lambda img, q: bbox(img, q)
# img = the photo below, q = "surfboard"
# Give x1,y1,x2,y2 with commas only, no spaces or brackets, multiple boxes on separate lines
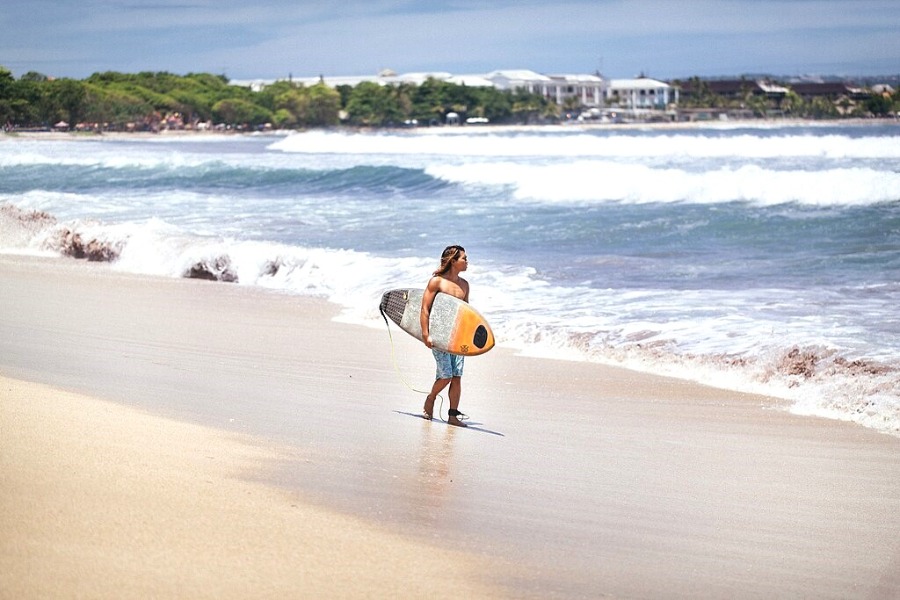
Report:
379,288,495,356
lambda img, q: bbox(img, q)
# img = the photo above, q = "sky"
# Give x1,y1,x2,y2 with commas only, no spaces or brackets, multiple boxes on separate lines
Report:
3,0,899,81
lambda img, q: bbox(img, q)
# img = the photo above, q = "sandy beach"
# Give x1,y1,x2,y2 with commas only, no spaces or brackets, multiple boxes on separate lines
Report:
2,253,900,599
0,376,499,599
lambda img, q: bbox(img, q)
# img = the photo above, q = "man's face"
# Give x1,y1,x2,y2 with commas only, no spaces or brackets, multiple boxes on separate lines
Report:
456,251,468,271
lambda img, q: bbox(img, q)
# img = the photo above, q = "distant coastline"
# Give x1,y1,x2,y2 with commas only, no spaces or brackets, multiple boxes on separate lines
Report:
3,116,897,141
3,68,896,136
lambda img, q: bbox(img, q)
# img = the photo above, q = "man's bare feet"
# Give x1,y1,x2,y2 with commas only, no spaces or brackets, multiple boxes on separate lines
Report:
423,395,435,420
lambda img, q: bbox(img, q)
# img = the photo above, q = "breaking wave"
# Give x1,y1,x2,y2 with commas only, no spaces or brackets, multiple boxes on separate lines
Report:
269,128,900,160
2,202,898,437
426,161,900,206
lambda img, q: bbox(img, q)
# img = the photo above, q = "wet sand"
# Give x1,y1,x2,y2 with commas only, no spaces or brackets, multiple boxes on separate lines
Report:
1,253,899,598
0,376,502,599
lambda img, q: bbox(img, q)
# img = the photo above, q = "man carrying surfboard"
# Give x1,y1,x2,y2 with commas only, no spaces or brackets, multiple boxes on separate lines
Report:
421,245,469,427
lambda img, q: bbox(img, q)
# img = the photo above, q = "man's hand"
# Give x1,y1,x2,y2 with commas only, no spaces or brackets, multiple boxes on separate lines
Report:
423,335,434,349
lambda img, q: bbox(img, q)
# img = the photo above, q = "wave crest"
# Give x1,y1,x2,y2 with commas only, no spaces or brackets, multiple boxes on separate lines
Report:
269,129,900,159
427,162,900,206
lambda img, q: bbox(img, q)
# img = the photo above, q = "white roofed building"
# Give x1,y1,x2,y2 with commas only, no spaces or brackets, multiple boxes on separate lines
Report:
445,74,495,88
606,77,677,110
484,70,604,107
229,79,274,92
239,71,497,90
233,69,619,110
483,69,552,94
387,72,453,86
546,74,604,107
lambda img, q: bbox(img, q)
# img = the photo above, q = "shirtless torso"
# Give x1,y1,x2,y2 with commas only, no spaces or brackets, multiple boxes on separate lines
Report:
420,251,468,348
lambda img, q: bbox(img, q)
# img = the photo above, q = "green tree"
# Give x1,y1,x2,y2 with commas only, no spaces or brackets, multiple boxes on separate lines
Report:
780,90,801,116
412,77,449,124
80,83,152,128
865,93,894,117
274,87,307,120
510,88,552,123
809,96,839,118
678,76,722,109
0,67,14,125
335,84,353,110
0,67,14,94
271,108,296,128
304,83,341,126
20,71,49,82
45,78,87,127
346,81,403,126
273,84,336,126
212,98,272,127
9,76,44,125
477,89,512,122
745,92,769,117
256,79,300,112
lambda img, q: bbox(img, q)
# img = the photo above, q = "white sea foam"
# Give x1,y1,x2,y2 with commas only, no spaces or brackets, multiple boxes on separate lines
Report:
0,138,302,172
3,207,898,436
270,129,900,160
426,161,900,206
3,125,898,437
0,143,197,170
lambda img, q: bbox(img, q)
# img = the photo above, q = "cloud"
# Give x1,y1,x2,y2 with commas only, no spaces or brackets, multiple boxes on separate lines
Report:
2,0,898,78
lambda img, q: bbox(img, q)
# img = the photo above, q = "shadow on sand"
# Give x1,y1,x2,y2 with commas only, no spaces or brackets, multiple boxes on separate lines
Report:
394,410,505,437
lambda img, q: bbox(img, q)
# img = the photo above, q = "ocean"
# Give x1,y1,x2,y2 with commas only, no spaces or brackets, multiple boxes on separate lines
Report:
2,123,899,435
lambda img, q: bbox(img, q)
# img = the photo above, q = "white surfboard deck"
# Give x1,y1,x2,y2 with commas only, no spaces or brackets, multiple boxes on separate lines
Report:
379,288,494,356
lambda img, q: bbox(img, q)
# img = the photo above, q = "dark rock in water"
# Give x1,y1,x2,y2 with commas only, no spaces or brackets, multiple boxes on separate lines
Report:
2,205,123,261
184,256,238,282
55,228,123,262
832,356,893,376
780,347,819,379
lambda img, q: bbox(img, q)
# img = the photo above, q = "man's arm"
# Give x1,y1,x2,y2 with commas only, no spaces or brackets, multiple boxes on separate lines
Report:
420,277,439,348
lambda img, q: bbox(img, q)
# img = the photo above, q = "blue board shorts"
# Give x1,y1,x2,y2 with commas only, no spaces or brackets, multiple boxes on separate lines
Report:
433,349,464,380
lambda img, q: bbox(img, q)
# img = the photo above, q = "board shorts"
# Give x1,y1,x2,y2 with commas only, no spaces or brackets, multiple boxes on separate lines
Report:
432,348,464,380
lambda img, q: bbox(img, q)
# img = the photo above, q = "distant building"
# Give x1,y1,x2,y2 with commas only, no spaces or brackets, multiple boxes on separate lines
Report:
605,77,677,109
481,69,552,93
546,74,604,107
234,71,496,91
232,68,609,109
789,82,868,101
230,79,272,93
678,78,789,102
445,74,495,88
482,70,605,107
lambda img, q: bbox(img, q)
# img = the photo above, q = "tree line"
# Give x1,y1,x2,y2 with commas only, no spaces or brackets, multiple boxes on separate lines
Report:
0,67,558,131
2,66,896,132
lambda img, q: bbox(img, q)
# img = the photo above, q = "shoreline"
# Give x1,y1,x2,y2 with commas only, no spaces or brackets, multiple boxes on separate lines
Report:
2,253,900,598
2,116,897,142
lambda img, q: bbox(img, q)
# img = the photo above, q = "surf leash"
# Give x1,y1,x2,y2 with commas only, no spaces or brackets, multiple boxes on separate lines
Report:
379,304,450,422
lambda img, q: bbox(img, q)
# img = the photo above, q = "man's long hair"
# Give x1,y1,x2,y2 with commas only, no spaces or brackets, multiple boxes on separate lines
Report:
434,245,465,276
